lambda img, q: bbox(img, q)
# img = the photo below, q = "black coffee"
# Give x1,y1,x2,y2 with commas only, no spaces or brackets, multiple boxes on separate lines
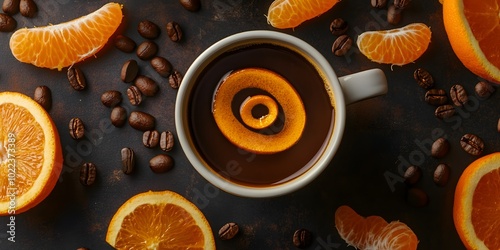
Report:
188,43,335,187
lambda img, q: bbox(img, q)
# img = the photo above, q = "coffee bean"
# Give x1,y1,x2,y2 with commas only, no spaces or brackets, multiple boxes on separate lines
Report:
387,5,402,25
435,105,455,119
218,222,239,240
332,35,352,56
101,90,122,108
33,85,52,111
414,68,434,89
370,0,387,8
19,0,37,18
134,75,159,96
69,117,85,140
403,165,421,185
121,59,139,83
406,188,428,207
67,67,87,91
143,130,160,148
137,20,160,39
166,21,183,42
121,147,135,175
394,0,411,9
450,84,468,106
498,118,500,133
114,35,136,53
179,0,200,12
2,0,20,15
169,70,183,89
76,247,89,250
80,162,96,186
292,229,312,249
0,13,16,32
460,133,484,156
110,106,127,127
160,131,174,152
129,111,155,131
433,163,450,187
150,56,172,78
329,18,348,36
431,137,450,158
425,89,447,106
149,154,174,173
475,81,495,99
136,41,158,60
127,86,142,106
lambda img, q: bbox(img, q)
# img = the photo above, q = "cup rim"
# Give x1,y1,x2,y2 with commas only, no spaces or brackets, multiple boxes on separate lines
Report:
175,30,346,198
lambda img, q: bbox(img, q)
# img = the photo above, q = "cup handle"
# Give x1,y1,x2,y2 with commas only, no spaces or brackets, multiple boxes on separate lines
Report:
338,68,388,105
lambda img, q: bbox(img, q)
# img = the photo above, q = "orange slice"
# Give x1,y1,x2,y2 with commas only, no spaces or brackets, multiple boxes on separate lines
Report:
335,205,419,250
0,92,63,215
453,152,500,249
9,2,123,71
266,0,341,29
357,23,432,66
443,0,500,84
106,190,215,250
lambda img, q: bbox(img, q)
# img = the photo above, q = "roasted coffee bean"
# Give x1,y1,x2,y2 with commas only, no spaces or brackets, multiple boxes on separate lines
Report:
127,86,142,106
0,13,16,32
114,35,136,53
329,18,348,36
149,154,174,173
76,247,89,250
67,67,87,91
33,85,52,111
129,111,156,131
80,162,96,186
425,89,447,106
394,0,411,9
435,105,455,119
332,35,352,56
219,222,239,240
475,81,495,99
414,68,434,89
134,75,159,96
136,41,158,60
450,84,468,106
150,56,172,78
179,0,200,12
143,130,160,148
101,90,122,108
121,147,135,175
160,131,174,152
292,229,312,249
370,0,387,8
166,21,183,42
387,5,402,25
2,0,20,15
137,20,160,39
403,165,421,185
406,188,428,207
110,106,127,127
431,137,450,158
69,117,85,140
169,70,183,89
20,0,37,18
434,163,450,187
121,59,139,83
460,133,484,156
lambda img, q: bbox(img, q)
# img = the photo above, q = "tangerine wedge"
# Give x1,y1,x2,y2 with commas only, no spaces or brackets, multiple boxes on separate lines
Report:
267,0,341,29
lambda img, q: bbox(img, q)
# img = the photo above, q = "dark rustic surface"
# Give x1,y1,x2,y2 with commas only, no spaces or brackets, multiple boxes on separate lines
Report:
1,0,498,249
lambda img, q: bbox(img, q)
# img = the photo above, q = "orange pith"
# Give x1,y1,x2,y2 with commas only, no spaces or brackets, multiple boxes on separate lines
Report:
453,152,500,249
267,0,341,29
9,2,123,71
0,92,63,215
357,23,432,66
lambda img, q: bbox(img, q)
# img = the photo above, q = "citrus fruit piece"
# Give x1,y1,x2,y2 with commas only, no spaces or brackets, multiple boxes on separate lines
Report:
357,23,432,66
106,190,216,250
9,2,123,71
453,152,500,249
266,0,341,29
443,0,500,84
335,205,419,250
0,91,63,215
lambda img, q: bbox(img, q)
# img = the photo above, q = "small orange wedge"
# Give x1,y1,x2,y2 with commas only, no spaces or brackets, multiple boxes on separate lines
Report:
267,0,341,29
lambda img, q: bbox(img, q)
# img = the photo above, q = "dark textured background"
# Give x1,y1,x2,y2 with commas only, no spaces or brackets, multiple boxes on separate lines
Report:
1,0,499,249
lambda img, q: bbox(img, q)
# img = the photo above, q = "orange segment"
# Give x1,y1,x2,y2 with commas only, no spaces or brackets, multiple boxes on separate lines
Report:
453,152,500,249
0,92,63,215
9,2,123,71
267,0,341,29
357,23,432,66
106,190,215,250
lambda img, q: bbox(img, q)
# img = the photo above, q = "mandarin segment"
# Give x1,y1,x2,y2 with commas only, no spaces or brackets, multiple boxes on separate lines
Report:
267,0,341,29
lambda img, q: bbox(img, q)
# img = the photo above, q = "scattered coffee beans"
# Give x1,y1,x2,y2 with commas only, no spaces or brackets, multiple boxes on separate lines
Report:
150,56,172,78
20,0,37,18
127,86,142,106
387,5,402,25
450,84,468,106
149,154,174,173
129,111,156,131
169,70,183,89
460,133,484,156
431,137,450,158
218,222,239,240
137,20,160,39
33,85,52,111
136,41,158,60
433,163,450,187
329,18,348,36
80,162,97,186
166,21,182,42
143,130,160,148
101,90,122,108
160,131,174,152
134,75,159,96
475,81,495,99
69,117,85,140
2,0,20,15
424,89,447,106
110,106,127,127
370,0,387,8
403,165,421,185
332,35,353,56
292,228,312,249
67,67,87,91
121,59,139,83
179,0,200,12
0,13,16,32
435,105,455,119
114,35,136,53
394,0,411,9
414,68,434,89
121,147,135,175
406,188,428,207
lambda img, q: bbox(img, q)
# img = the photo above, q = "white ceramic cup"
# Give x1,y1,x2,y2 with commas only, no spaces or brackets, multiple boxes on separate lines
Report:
175,30,387,198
